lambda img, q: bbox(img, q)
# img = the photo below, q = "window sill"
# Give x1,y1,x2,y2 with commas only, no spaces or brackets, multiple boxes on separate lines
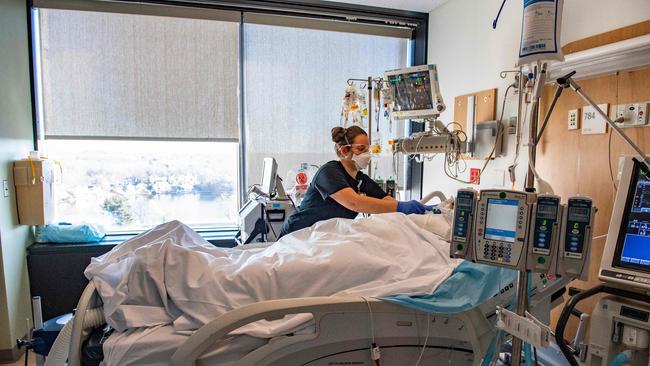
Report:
27,228,240,254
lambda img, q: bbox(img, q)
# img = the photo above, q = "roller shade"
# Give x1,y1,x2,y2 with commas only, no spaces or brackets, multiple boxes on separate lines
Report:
36,6,240,141
32,0,241,22
244,12,413,39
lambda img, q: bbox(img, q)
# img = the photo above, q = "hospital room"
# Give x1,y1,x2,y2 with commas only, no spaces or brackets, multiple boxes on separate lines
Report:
2,0,650,365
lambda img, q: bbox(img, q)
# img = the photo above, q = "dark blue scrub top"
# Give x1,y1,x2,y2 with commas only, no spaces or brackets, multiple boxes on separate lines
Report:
280,160,387,237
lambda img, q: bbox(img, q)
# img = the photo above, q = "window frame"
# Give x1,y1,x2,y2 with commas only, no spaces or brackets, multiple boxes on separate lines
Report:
27,0,429,235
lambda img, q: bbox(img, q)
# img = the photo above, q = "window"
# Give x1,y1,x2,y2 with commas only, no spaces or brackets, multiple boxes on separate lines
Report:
46,140,238,232
34,7,240,232
243,21,410,190
32,1,423,233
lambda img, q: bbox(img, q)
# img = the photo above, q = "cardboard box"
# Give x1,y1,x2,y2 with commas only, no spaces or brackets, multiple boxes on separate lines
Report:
13,158,55,225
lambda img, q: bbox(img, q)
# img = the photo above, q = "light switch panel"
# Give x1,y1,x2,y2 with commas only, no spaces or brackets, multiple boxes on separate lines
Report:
2,180,8,198
568,109,579,130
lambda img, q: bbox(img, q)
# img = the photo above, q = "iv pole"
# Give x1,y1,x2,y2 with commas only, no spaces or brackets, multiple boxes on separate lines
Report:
538,70,650,168
346,76,384,177
511,69,650,366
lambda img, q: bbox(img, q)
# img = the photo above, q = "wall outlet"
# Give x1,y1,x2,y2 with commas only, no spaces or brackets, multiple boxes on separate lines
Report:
508,116,517,135
568,109,579,130
614,102,649,128
470,168,481,184
2,180,8,198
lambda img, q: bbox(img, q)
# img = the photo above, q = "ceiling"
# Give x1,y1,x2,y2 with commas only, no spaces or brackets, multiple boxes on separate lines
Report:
324,0,450,13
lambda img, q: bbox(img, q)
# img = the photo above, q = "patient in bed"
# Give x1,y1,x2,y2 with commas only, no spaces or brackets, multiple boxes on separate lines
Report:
85,205,460,339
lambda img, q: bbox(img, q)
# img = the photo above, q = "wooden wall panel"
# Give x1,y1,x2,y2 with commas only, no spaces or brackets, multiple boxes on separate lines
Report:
562,20,650,55
453,94,469,132
474,88,497,123
454,88,498,161
537,68,650,336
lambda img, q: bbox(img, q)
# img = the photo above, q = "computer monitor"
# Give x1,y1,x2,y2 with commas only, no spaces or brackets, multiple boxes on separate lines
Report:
261,157,278,197
600,156,650,290
384,64,445,120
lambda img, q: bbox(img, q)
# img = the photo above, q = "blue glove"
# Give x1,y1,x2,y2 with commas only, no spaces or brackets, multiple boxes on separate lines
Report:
396,200,434,215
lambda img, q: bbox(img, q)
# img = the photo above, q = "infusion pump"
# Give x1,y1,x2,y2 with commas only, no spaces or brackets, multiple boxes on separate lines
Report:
451,189,596,277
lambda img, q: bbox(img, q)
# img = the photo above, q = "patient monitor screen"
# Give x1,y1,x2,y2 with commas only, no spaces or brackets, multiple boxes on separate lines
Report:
615,162,650,273
388,71,434,112
261,159,276,195
485,198,519,243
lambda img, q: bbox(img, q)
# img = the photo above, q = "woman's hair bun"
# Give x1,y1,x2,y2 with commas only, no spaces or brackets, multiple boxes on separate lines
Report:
331,126,346,144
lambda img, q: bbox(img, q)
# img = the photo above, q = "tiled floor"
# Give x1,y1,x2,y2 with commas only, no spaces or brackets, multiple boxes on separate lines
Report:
4,351,35,366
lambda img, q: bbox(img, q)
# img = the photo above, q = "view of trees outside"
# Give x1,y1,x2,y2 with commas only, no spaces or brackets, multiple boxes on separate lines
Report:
45,140,239,232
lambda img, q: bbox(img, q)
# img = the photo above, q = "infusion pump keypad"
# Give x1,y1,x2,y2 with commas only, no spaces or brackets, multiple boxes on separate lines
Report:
475,192,530,269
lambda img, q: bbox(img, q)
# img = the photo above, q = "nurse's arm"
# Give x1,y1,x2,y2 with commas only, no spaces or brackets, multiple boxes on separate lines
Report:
330,188,398,214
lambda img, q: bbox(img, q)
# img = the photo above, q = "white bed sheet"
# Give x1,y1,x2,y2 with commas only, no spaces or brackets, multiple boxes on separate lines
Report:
87,212,459,338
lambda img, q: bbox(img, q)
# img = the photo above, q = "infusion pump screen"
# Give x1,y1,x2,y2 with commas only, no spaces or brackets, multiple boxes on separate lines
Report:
618,164,650,273
387,71,433,112
485,199,519,243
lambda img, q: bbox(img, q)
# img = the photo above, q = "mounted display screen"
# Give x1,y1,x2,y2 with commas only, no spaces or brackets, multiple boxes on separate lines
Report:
614,161,650,273
484,198,519,243
387,70,434,112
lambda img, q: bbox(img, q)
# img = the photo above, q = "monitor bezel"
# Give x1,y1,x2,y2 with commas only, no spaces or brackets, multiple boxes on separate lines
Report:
261,157,278,196
599,156,650,290
384,64,437,120
611,159,650,274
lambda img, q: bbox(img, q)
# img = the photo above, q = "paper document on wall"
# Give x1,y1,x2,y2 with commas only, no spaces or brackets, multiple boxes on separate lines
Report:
582,104,609,135
517,0,564,66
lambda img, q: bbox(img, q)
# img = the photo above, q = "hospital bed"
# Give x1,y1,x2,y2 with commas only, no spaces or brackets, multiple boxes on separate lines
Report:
58,193,568,366
65,259,567,366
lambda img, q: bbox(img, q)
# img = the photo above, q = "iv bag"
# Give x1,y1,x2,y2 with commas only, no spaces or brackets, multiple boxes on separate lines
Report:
516,0,564,66
286,163,319,205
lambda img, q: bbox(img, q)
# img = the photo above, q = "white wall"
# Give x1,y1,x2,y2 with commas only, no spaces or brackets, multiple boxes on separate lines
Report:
423,0,650,197
0,0,35,351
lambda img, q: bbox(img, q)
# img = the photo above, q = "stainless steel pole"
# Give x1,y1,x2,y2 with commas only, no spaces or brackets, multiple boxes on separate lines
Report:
367,76,373,177
569,79,650,168
513,64,545,366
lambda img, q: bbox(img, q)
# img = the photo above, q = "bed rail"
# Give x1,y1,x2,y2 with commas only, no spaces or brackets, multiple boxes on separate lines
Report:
170,296,493,366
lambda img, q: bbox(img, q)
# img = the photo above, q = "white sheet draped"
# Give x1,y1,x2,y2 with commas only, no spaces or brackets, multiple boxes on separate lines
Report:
86,212,459,338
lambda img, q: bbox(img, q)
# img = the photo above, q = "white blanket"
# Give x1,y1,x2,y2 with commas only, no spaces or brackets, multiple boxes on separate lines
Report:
86,212,459,338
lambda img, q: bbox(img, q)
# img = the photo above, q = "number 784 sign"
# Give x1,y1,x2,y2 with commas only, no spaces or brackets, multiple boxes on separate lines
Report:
581,104,609,135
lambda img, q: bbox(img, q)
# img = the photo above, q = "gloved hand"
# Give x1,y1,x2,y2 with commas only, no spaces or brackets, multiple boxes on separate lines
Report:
396,200,434,215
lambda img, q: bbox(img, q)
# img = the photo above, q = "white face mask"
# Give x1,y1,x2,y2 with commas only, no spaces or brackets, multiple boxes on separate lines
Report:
351,151,371,170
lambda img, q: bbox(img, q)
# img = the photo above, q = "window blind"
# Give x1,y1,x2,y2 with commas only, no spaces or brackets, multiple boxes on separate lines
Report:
36,5,240,141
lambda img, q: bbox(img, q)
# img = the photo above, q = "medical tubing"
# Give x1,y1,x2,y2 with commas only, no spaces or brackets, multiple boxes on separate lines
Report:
44,308,104,366
443,84,513,184
609,350,633,366
555,285,650,366
414,312,430,366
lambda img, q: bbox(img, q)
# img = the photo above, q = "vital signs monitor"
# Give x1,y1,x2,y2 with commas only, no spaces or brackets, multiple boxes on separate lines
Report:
600,156,650,290
384,64,446,120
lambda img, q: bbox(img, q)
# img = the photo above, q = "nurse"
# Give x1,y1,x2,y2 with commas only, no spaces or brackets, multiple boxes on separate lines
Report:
279,126,433,237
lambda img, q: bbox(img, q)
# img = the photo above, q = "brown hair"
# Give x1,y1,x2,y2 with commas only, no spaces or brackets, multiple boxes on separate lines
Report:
331,126,367,157
331,126,367,146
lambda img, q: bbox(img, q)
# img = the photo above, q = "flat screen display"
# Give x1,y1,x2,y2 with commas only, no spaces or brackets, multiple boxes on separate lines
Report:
457,197,473,208
615,161,650,273
485,198,519,243
388,71,434,112
537,204,557,219
261,159,276,195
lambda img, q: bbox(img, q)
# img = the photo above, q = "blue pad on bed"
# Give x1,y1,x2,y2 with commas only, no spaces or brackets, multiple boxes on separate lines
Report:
381,261,517,313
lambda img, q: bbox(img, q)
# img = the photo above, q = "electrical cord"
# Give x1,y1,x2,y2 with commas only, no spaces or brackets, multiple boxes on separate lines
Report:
608,117,618,195
444,84,514,184
264,209,278,239
414,312,431,366
508,97,529,186
555,285,650,366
